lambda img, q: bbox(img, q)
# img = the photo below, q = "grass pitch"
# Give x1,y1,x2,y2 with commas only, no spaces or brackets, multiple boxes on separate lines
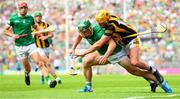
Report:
0,74,180,99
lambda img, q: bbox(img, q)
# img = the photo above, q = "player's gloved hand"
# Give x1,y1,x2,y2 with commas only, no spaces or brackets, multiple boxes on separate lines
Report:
96,56,108,64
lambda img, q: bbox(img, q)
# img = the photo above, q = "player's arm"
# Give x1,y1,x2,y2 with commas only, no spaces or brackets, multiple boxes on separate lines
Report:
3,25,23,40
70,34,83,55
3,25,14,37
39,32,53,40
104,39,116,58
82,35,111,55
97,38,116,64
4,17,14,37
81,25,114,56
45,24,54,39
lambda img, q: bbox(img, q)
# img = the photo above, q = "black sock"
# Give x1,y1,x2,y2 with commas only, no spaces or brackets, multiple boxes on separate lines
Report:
148,66,156,73
148,66,152,72
148,66,164,84
143,77,155,84
153,70,164,84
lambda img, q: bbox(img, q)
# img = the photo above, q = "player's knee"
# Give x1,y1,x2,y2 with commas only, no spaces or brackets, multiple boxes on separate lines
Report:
37,61,45,68
83,59,91,68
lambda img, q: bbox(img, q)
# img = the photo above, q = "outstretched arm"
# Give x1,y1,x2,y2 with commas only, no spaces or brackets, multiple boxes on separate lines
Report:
70,34,83,55
103,39,116,58
81,35,111,56
3,25,25,40
39,32,53,40
4,25,14,37
97,39,116,64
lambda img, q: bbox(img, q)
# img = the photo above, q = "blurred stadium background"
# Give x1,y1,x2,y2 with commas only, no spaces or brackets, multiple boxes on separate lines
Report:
0,0,179,75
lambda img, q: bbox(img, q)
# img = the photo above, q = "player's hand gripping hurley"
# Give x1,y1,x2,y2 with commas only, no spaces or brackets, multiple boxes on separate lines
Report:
32,25,56,35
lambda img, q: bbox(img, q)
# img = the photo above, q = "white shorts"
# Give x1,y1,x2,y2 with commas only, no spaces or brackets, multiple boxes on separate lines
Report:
15,43,38,60
108,48,127,64
108,37,141,64
37,47,51,57
124,37,141,51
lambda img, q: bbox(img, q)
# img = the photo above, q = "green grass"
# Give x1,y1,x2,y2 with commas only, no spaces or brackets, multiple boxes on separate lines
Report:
0,74,180,99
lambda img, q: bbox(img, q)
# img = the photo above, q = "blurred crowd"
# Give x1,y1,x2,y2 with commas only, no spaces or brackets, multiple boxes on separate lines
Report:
0,0,179,73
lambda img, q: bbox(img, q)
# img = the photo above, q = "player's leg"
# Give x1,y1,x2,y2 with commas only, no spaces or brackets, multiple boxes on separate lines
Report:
34,64,45,84
42,54,61,84
19,58,31,86
129,48,172,93
108,47,158,92
29,44,57,88
129,40,160,78
129,47,151,70
129,46,162,84
119,56,157,81
128,38,153,70
40,75,45,84
39,48,62,84
118,56,159,92
80,51,108,92
129,46,172,93
15,45,31,86
128,38,172,93
31,51,57,88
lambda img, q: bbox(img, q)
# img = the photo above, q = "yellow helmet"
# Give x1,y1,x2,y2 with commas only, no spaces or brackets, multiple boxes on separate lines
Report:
95,9,110,23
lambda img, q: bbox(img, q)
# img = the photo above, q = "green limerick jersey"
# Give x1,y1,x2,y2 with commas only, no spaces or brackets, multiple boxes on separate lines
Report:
8,13,35,46
86,24,122,56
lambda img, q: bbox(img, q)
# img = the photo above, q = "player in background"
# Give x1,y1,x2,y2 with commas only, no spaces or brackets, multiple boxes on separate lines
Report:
32,11,62,84
3,2,57,88
71,19,161,92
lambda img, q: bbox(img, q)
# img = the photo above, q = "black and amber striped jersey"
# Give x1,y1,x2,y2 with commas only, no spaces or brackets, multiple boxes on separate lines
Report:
104,15,137,45
33,22,50,48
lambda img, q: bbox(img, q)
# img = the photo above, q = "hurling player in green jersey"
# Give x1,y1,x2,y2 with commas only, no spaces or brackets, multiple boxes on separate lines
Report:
70,19,159,92
3,2,57,88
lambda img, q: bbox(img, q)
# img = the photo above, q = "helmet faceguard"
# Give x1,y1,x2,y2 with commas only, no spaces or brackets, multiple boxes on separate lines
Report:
78,19,93,38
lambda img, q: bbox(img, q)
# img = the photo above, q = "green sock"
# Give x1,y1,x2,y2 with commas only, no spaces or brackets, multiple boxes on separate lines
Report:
45,75,51,82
